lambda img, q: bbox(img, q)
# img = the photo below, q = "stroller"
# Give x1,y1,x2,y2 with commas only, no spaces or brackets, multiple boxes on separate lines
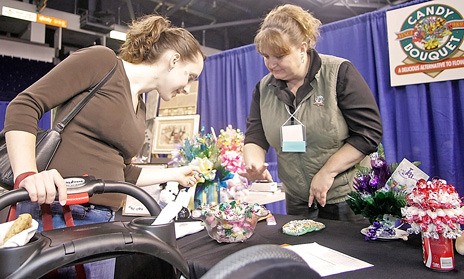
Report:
0,176,189,279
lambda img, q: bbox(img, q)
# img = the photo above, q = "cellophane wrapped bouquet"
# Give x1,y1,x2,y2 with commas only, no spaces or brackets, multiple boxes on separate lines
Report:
170,125,248,206
401,178,464,239
347,144,408,240
216,125,249,201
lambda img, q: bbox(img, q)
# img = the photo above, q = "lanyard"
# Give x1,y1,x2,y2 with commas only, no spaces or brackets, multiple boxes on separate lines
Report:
281,104,306,152
284,104,304,126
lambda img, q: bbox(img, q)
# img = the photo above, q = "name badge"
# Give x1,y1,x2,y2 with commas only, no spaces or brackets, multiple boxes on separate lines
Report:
281,124,306,153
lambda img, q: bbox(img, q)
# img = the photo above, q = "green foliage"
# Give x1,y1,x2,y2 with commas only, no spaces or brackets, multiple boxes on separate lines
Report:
348,143,420,224
346,190,407,223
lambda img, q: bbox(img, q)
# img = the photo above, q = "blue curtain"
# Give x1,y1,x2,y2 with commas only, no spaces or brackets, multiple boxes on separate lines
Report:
197,0,464,195
197,45,280,178
0,102,51,130
198,45,268,132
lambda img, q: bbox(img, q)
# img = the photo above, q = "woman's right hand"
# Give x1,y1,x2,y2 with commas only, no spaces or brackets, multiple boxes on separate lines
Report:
19,169,67,205
238,163,273,182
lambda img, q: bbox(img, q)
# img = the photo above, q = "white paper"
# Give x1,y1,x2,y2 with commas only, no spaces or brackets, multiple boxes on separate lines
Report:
285,243,373,277
281,125,304,141
175,221,204,239
123,164,167,216
250,181,278,192
0,219,38,248
386,158,429,193
152,190,192,225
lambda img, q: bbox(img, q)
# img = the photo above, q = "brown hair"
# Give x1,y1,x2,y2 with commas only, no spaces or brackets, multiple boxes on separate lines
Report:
119,15,205,64
255,4,321,56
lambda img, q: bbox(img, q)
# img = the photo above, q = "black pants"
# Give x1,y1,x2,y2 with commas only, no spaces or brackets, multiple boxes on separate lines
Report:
286,194,365,222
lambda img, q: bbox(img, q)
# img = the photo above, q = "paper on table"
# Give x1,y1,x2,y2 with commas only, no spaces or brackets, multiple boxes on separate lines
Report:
285,243,373,277
175,221,204,239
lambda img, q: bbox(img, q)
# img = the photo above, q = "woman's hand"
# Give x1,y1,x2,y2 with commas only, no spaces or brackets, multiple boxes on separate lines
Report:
19,169,67,205
308,144,365,207
238,163,273,182
308,170,334,207
171,165,202,187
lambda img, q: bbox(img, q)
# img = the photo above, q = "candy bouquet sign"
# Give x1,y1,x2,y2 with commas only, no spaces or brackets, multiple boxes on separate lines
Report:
402,178,464,271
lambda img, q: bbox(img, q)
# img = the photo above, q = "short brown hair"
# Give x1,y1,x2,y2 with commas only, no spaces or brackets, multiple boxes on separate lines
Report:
255,4,321,56
119,15,205,64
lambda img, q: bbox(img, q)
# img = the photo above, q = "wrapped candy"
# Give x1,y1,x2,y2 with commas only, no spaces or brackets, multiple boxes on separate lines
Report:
192,201,269,243
402,178,464,239
347,144,409,230
352,147,391,195
217,126,246,174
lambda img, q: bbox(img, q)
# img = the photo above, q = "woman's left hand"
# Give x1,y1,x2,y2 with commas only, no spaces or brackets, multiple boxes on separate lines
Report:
308,170,334,207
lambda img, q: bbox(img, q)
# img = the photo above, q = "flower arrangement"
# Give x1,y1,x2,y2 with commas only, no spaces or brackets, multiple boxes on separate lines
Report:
170,125,247,207
401,178,464,239
346,144,409,240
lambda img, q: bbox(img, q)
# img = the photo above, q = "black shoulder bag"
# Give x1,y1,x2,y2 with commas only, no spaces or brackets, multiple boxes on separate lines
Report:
0,63,117,190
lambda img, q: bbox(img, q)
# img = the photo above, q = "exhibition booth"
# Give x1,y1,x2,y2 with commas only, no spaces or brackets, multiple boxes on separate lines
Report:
1,0,464,278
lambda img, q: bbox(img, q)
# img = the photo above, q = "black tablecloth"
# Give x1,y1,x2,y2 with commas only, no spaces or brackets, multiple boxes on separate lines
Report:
177,214,464,279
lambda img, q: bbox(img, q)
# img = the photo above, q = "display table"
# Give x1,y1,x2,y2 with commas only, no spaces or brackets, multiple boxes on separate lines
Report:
177,214,464,279
242,190,285,205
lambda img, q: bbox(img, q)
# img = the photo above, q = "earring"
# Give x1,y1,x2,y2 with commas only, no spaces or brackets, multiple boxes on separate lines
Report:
169,61,176,72
301,53,305,64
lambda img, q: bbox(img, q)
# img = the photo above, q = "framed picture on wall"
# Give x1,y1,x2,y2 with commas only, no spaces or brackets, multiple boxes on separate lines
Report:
152,114,200,154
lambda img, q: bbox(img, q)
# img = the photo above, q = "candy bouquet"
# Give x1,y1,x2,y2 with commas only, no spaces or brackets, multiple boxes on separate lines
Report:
216,125,249,201
401,178,464,270
170,125,247,208
347,144,409,240
216,125,246,174
401,178,464,239
192,200,268,243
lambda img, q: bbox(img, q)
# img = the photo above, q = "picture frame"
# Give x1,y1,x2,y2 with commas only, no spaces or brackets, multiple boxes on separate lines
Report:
152,114,200,154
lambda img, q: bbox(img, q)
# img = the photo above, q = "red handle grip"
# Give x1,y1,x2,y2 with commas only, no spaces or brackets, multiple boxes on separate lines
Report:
65,193,90,205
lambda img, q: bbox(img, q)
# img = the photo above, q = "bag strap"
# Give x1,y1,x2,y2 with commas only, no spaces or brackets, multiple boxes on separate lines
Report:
54,61,118,133
41,204,86,279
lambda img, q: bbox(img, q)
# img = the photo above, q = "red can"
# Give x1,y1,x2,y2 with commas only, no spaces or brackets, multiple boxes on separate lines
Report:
422,234,455,271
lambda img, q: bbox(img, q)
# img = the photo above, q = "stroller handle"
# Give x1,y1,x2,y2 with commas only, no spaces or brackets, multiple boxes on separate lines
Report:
0,177,161,215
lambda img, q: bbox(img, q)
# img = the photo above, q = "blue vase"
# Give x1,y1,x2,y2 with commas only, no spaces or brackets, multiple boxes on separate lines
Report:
194,180,220,209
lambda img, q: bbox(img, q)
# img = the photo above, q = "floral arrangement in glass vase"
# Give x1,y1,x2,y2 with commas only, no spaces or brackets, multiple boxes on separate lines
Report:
346,144,410,240
170,125,247,208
